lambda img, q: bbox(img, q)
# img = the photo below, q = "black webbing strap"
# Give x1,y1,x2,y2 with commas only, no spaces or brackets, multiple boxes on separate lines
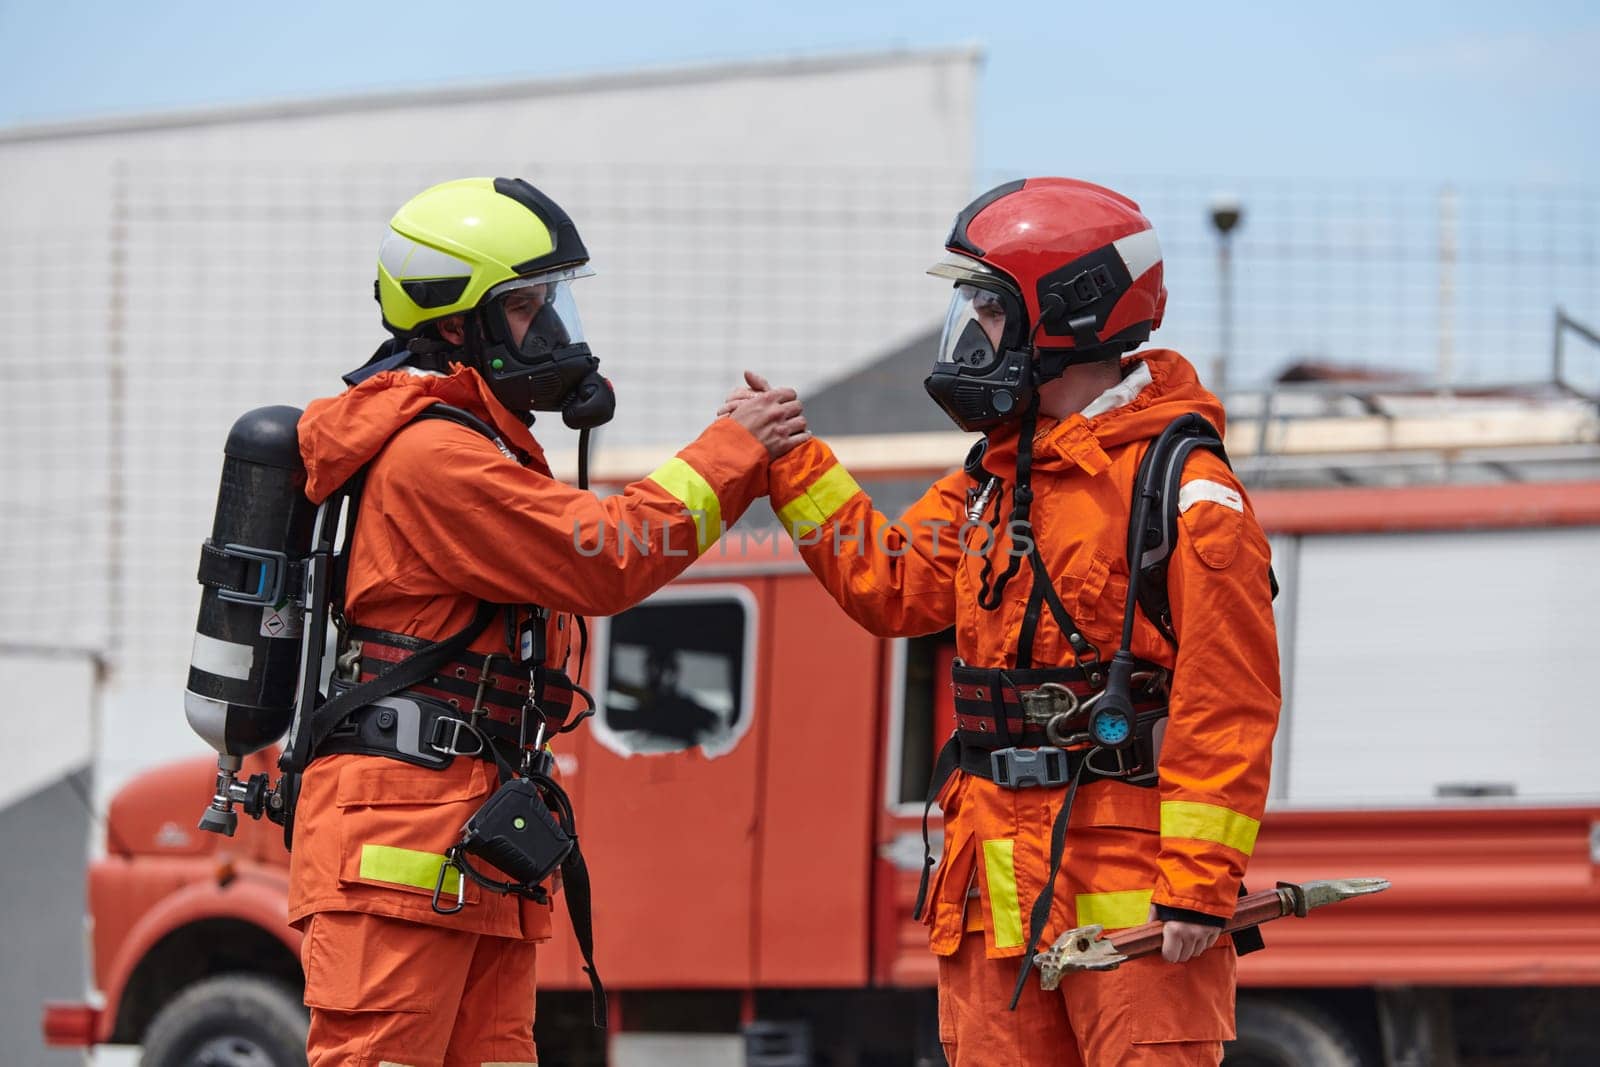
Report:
468,741,608,1029
560,839,608,1027
1233,883,1266,955
1014,572,1048,672
1009,755,1088,1009
196,541,306,603
912,735,963,922
976,403,1037,611
1019,542,1101,675
289,600,501,771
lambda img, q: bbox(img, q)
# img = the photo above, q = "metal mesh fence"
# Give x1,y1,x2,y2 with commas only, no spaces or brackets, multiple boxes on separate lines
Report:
1,162,1596,683
1020,172,1600,395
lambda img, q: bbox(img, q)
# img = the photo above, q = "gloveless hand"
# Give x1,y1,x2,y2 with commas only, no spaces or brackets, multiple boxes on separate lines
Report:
719,370,810,459
1149,905,1222,963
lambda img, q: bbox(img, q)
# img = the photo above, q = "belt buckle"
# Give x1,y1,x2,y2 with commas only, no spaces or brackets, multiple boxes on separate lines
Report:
1020,682,1079,726
428,715,485,758
1022,682,1090,747
989,746,1071,790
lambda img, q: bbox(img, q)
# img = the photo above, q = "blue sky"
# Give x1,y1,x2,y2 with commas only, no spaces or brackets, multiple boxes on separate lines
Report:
1,0,1594,184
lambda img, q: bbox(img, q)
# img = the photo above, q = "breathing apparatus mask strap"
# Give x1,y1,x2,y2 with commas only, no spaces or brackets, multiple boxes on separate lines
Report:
975,398,1036,612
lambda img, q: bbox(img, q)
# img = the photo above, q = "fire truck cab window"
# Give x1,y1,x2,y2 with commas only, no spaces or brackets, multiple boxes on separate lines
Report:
601,594,749,757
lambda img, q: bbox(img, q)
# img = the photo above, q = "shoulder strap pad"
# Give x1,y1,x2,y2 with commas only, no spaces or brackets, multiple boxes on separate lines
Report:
1127,414,1230,643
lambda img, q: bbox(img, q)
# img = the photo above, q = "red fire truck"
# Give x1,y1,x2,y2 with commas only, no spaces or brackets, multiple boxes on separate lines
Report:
44,460,1600,1066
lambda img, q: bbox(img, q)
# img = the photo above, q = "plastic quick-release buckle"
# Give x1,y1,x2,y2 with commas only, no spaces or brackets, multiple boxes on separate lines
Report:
989,746,1071,790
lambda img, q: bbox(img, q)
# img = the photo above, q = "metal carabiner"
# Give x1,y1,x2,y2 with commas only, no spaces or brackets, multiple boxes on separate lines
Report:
520,715,550,778
1084,744,1131,779
432,851,467,915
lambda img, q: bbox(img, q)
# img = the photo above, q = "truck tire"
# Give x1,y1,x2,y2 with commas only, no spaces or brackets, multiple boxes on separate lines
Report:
140,973,308,1067
1224,996,1368,1067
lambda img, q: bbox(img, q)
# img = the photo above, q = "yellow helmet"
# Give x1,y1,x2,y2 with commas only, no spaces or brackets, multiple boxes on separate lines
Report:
373,178,612,427
376,176,589,334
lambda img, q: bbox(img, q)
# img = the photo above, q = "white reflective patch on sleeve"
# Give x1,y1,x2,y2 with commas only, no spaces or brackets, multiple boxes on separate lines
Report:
1178,479,1243,515
1113,227,1162,281
191,632,254,681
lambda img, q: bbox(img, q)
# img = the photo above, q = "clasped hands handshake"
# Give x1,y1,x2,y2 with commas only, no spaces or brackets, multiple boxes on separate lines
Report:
718,370,811,459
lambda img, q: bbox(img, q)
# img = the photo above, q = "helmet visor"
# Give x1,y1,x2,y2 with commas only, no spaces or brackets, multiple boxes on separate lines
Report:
488,265,594,360
936,284,1010,369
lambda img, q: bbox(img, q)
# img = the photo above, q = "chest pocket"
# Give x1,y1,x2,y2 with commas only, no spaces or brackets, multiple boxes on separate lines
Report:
1060,549,1130,649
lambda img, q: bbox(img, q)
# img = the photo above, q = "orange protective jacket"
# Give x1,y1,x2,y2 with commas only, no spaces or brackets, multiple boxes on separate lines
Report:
286,365,770,937
768,350,1280,959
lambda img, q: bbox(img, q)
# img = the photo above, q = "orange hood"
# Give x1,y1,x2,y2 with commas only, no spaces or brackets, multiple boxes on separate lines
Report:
981,349,1225,478
298,365,549,504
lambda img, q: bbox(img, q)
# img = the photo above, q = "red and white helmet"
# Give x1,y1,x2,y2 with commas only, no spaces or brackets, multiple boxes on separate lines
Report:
930,177,1166,370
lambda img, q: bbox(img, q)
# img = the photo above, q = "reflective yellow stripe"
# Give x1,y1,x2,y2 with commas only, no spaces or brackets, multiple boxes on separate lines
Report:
1161,800,1260,855
777,463,862,539
647,457,722,554
359,844,460,895
981,838,1024,949
1075,888,1153,930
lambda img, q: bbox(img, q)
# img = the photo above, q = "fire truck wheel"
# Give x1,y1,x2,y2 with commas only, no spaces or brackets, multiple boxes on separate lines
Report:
1224,996,1368,1067
140,973,308,1067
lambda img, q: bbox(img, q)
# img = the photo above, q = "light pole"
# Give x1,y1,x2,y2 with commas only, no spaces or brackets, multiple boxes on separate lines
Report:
1209,196,1243,394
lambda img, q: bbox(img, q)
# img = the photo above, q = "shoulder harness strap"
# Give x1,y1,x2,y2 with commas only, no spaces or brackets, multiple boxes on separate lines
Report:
1128,413,1276,644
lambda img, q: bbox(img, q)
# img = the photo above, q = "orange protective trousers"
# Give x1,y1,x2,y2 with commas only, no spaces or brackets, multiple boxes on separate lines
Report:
938,929,1234,1066
302,910,540,1066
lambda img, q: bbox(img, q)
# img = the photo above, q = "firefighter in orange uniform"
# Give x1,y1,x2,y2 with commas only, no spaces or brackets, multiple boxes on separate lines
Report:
742,179,1280,1064
287,177,808,1066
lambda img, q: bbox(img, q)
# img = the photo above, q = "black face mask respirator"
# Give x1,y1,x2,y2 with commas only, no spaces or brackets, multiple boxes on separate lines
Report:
923,325,1036,433
924,284,1037,433
476,288,617,430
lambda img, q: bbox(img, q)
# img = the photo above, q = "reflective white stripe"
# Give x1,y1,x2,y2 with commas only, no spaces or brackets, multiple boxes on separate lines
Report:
1113,227,1162,282
1178,479,1243,515
190,632,253,680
